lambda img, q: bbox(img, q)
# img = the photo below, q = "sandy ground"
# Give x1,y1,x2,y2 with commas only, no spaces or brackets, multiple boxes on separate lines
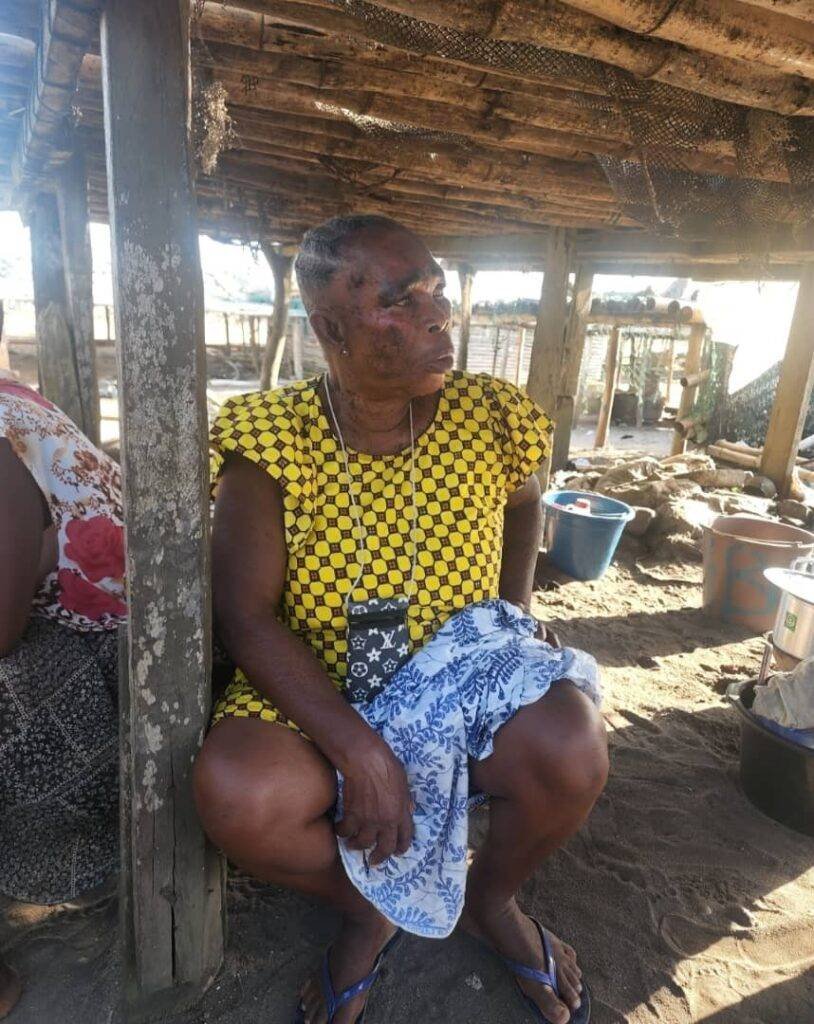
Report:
3,546,814,1024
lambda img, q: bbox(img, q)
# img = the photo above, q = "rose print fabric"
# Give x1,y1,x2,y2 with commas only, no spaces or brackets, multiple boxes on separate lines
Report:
0,374,126,631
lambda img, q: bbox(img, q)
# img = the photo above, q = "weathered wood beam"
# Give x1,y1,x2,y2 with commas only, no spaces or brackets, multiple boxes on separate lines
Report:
358,0,814,113
28,191,85,428
760,267,814,495
56,149,99,444
671,322,706,455
595,325,621,448
11,1,101,186
100,0,223,1014
259,246,292,389
456,264,475,370
526,227,573,486
551,265,594,471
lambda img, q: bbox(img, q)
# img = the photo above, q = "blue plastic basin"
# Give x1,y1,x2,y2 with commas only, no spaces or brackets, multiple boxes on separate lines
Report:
542,489,635,581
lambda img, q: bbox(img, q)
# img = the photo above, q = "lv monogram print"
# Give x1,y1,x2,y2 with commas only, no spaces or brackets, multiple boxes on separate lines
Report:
346,597,411,703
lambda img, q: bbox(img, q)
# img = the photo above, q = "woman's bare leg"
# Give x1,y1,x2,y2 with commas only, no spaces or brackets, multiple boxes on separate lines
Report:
466,682,609,1024
194,718,396,1024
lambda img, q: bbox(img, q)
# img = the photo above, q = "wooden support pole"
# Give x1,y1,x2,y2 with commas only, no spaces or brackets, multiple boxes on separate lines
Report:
105,304,112,341
28,192,85,429
222,312,231,355
57,149,100,445
515,328,526,386
760,268,814,497
259,246,293,391
671,322,706,456
101,0,223,1015
526,228,573,484
292,318,304,379
456,263,475,371
551,265,593,471
595,326,621,449
665,335,676,406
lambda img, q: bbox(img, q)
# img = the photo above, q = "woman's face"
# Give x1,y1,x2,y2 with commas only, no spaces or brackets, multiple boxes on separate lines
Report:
313,226,455,400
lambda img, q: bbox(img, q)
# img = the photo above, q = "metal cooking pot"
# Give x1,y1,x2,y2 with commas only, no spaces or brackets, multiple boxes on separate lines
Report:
764,561,814,662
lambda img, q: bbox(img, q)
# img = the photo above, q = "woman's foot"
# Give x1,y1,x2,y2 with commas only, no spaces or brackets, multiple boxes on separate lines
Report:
299,910,398,1024
461,898,582,1024
0,960,22,1019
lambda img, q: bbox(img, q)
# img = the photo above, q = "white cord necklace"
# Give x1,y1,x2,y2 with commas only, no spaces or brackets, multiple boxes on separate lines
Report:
322,374,418,603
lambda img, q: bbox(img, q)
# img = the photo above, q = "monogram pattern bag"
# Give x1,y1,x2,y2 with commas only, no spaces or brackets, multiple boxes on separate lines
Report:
345,596,411,703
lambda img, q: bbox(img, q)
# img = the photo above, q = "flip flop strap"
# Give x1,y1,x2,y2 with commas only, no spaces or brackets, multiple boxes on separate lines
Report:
320,931,401,1021
503,920,559,996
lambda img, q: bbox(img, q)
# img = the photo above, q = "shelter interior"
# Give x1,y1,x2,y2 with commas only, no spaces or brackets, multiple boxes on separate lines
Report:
1,1,814,1022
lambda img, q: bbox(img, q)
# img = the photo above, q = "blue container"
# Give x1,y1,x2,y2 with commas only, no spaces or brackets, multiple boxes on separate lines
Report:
542,490,635,580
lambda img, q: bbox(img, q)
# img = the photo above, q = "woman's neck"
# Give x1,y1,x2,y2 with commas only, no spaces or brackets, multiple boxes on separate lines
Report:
323,375,436,456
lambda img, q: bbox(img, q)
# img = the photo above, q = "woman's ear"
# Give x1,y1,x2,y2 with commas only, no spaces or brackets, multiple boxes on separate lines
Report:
309,309,345,353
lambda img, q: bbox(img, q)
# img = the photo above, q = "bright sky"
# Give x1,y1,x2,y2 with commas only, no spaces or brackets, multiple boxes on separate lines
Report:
0,210,798,392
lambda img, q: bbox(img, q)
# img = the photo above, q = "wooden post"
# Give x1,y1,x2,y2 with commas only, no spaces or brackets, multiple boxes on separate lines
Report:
222,313,231,355
101,0,223,1015
259,246,292,390
551,265,593,471
105,304,112,341
665,335,676,407
760,268,814,497
57,149,100,445
526,228,573,485
0,301,8,371
456,263,475,371
515,328,526,386
28,192,84,429
292,318,304,379
595,326,621,448
671,322,706,456
491,324,502,375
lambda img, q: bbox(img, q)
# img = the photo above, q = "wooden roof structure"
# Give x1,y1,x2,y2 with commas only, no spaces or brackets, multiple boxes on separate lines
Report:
2,4,814,1019
3,1,814,276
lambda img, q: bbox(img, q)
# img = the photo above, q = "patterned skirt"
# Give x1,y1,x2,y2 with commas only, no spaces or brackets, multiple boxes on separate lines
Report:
0,617,119,904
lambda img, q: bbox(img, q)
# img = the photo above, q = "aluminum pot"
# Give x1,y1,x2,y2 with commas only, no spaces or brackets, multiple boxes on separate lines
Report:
764,565,814,662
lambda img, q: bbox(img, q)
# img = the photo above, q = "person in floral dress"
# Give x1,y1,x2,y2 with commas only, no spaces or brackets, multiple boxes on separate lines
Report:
0,370,126,1016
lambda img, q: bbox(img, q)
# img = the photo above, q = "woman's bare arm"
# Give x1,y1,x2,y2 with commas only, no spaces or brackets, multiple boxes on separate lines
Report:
499,473,543,609
0,439,47,656
212,453,414,862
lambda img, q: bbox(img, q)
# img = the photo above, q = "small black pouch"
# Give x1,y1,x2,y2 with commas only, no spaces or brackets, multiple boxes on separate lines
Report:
345,596,411,703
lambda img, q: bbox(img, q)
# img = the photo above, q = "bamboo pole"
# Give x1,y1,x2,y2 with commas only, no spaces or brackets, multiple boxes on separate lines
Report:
671,322,706,456
595,326,621,448
760,266,814,496
515,328,526,386
457,264,475,371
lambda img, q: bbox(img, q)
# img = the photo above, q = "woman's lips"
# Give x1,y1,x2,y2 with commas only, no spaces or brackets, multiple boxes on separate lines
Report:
426,352,455,371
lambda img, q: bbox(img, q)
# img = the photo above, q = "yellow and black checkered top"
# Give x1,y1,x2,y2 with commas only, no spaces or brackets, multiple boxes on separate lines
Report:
210,370,552,730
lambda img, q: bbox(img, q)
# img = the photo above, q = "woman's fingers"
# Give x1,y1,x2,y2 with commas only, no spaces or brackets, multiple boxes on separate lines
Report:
334,811,360,840
346,824,378,851
368,825,398,866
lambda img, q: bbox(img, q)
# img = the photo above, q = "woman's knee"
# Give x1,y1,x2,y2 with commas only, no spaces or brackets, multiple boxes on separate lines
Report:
193,718,336,858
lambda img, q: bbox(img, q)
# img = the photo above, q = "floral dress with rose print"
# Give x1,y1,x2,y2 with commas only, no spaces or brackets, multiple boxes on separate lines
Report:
0,374,126,630
0,374,125,904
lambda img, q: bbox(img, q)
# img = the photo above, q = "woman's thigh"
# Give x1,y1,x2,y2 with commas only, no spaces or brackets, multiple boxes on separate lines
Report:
193,717,338,855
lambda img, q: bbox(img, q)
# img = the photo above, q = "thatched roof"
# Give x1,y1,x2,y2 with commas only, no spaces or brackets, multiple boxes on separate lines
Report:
2,1,814,272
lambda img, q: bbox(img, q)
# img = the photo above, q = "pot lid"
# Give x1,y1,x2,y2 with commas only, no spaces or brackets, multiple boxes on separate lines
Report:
764,567,814,605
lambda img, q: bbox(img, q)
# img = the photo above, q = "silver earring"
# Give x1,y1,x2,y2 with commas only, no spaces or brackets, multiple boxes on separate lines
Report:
340,346,349,357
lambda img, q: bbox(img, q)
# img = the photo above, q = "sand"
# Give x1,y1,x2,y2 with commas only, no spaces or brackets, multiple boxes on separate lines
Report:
3,540,814,1023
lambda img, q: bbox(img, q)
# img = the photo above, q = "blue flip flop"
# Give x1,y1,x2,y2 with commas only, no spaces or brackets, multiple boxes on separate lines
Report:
293,929,402,1024
503,917,591,1024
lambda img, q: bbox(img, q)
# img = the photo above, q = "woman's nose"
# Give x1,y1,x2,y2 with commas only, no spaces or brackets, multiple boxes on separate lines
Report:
427,296,451,333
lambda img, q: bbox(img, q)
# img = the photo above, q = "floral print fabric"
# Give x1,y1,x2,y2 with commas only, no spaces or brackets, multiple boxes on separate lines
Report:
0,376,126,631
336,600,601,939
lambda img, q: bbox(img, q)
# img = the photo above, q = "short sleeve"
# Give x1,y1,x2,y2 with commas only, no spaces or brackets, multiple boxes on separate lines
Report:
488,378,554,494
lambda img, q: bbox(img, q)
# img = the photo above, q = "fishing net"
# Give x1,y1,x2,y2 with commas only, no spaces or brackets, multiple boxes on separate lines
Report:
320,0,814,247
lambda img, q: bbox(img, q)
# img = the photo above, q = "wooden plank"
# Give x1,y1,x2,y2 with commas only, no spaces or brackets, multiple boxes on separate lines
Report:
28,190,84,428
57,149,100,445
456,263,475,371
100,0,223,1014
551,265,593,471
259,246,292,390
526,227,572,485
760,267,814,496
595,326,621,448
671,322,706,456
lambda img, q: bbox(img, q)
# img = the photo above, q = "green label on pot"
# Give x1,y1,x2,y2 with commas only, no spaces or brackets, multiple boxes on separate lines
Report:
785,611,798,633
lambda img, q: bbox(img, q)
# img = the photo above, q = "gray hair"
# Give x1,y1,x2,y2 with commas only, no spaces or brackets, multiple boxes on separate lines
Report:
294,214,406,307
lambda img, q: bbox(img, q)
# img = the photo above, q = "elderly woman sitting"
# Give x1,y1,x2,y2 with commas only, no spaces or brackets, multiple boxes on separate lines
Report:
194,215,607,1024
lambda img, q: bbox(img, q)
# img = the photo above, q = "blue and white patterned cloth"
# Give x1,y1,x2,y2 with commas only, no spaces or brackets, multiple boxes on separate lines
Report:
336,599,601,939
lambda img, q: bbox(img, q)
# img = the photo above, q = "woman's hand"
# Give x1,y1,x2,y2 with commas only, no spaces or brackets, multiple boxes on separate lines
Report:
335,736,415,867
